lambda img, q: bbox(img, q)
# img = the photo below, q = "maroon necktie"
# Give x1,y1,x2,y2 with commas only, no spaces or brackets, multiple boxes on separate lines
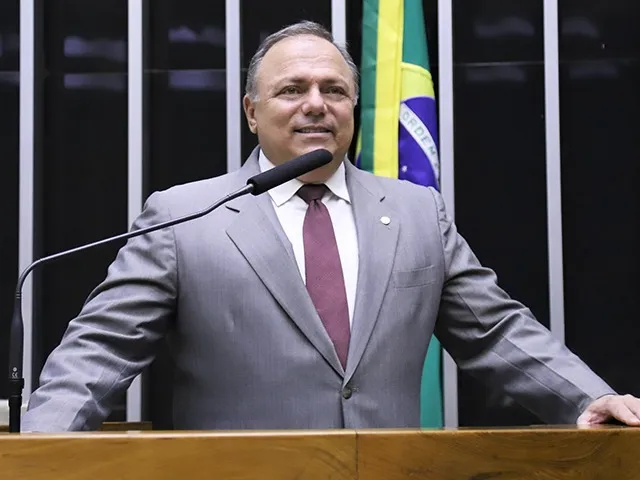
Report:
297,184,350,369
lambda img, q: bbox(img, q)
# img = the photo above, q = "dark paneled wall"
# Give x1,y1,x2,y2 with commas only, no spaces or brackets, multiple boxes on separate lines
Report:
34,0,130,420
452,0,640,425
452,1,550,427
559,0,640,400
3,1,639,429
145,1,227,194
0,1,20,400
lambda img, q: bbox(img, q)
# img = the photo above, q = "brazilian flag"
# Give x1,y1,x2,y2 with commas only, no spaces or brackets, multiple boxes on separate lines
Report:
355,0,443,427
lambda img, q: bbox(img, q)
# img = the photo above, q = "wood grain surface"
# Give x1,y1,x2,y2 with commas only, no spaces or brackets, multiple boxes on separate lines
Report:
0,430,356,480
357,426,640,479
0,421,152,433
1,426,639,479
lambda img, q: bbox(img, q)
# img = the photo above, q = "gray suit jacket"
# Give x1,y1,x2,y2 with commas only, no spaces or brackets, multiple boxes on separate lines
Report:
22,148,615,432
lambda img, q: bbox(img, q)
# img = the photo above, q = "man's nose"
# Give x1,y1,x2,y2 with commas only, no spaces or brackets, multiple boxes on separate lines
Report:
301,87,326,115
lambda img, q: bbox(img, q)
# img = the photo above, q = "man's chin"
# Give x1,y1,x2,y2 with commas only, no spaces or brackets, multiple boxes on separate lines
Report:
290,145,336,160
292,135,336,149
297,156,344,184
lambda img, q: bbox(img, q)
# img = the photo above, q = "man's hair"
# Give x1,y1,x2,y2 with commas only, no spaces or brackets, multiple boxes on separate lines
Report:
245,20,359,103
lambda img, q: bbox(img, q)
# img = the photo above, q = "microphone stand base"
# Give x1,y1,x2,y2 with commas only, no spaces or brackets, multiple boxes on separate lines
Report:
8,377,24,433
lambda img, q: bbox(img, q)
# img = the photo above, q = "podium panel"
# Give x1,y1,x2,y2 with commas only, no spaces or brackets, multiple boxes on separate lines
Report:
357,427,640,479
0,430,356,480
1,426,639,479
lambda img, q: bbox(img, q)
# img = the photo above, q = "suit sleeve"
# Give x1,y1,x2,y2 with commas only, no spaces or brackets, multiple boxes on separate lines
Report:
21,192,178,432
429,188,615,424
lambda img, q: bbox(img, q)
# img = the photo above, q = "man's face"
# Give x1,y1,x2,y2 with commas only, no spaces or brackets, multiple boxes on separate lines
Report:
243,35,356,182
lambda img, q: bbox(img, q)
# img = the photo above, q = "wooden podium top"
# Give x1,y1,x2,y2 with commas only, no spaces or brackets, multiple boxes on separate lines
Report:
0,421,153,433
1,425,639,479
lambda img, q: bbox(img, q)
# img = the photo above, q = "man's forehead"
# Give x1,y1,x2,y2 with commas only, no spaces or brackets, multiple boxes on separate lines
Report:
262,36,346,69
258,36,350,84
268,34,336,55
270,69,350,86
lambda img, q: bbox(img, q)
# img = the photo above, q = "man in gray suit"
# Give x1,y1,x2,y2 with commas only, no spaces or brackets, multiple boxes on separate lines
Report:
22,21,640,432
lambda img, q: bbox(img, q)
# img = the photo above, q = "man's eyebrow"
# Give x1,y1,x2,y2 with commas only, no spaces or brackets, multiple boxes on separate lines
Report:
274,76,308,85
274,76,349,87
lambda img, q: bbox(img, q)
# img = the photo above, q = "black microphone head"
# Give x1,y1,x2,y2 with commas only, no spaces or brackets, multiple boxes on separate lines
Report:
247,148,334,195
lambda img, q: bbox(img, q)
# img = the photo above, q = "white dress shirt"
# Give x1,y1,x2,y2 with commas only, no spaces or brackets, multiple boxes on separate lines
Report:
259,150,359,327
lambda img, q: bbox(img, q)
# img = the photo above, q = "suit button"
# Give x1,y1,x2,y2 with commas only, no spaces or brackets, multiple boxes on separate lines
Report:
342,386,353,399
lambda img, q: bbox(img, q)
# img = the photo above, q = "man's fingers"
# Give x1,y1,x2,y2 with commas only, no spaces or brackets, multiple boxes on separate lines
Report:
578,395,640,426
622,395,640,424
610,399,640,426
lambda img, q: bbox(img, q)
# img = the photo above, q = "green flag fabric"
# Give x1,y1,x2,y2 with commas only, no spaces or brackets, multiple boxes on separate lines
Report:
356,0,443,428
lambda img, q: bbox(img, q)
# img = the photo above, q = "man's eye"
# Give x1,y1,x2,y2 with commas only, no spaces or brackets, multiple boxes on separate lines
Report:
326,86,346,95
280,86,300,95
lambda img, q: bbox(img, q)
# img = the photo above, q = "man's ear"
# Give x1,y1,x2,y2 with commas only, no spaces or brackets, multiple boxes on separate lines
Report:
243,95,258,134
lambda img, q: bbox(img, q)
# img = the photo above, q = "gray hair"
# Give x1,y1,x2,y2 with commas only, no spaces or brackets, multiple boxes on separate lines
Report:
245,21,359,103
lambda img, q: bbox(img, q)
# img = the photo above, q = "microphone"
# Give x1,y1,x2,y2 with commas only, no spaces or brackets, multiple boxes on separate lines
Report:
7,148,333,433
248,148,333,194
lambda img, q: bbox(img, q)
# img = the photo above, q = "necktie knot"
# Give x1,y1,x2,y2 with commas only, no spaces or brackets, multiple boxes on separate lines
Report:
297,184,328,204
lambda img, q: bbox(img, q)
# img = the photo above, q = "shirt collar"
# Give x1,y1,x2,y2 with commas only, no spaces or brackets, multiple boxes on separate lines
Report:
258,149,351,207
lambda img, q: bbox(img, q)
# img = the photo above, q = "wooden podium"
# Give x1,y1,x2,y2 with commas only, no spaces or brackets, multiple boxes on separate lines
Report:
1,425,639,479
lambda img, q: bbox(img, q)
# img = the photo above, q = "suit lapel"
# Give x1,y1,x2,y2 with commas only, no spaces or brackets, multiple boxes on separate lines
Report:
225,152,345,377
344,163,400,381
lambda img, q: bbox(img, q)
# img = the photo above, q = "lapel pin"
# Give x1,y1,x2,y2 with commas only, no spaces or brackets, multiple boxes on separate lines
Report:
380,216,391,225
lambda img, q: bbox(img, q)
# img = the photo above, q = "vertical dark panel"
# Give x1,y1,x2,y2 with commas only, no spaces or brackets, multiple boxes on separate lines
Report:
346,1,363,71
45,2,127,72
422,0,439,68
453,0,549,426
454,0,543,63
148,1,225,70
346,0,362,161
145,70,227,193
0,73,19,400
35,1,129,420
560,0,640,398
146,0,227,194
144,0,227,429
0,1,20,71
240,0,332,161
0,2,20,400
559,1,640,61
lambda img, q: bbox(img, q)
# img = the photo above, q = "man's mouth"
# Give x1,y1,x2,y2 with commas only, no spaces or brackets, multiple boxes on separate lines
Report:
294,127,332,134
